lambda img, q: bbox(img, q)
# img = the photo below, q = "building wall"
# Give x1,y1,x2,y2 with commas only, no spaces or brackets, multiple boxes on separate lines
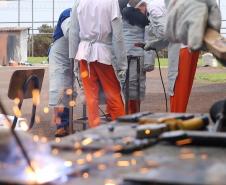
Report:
0,29,28,65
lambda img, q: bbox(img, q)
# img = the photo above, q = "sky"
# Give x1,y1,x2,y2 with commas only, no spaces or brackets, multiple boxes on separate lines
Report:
0,0,225,34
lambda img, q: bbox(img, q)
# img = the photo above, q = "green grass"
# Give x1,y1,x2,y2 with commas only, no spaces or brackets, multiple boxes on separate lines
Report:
195,73,226,83
155,58,203,67
28,57,48,64
155,58,168,67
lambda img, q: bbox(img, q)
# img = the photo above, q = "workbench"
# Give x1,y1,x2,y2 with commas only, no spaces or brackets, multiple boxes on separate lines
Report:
51,113,226,185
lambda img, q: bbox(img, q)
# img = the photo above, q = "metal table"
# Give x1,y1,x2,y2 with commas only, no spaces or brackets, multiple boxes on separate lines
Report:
50,113,226,185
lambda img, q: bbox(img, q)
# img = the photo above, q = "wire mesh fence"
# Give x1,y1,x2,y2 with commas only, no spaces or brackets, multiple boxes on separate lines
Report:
0,0,225,57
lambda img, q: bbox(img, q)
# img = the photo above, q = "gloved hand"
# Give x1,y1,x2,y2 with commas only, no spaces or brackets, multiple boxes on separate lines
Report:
143,65,154,72
144,39,169,51
117,70,127,87
165,0,221,50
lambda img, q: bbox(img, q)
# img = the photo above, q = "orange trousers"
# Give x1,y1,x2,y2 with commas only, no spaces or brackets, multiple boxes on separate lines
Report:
170,48,200,113
80,60,125,128
128,100,140,114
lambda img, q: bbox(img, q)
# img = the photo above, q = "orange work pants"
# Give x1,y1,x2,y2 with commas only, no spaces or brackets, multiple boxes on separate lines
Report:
80,60,125,128
170,48,199,113
128,100,140,114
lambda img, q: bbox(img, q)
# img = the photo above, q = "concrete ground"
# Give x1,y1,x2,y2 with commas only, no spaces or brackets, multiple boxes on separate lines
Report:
0,65,226,139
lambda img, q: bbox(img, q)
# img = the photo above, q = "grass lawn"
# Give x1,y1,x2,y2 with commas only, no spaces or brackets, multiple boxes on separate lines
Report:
28,57,203,67
155,58,203,67
195,73,226,83
28,57,48,64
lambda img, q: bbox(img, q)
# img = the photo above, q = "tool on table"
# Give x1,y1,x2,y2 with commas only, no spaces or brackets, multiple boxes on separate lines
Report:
160,130,226,147
117,111,152,122
136,116,209,139
139,114,195,124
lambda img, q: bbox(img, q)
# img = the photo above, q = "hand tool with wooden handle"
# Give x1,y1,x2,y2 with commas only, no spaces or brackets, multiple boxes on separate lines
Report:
204,28,226,65
139,116,209,131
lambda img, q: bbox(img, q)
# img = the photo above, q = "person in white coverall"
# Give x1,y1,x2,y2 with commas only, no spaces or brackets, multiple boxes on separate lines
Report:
145,0,221,112
69,0,128,128
120,0,155,114
49,8,76,137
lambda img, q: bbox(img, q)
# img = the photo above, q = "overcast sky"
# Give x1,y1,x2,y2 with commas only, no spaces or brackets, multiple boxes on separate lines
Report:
0,0,225,33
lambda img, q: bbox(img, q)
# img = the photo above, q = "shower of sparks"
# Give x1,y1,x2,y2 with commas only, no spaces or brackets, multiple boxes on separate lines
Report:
20,120,29,131
82,172,89,179
33,135,39,142
116,160,130,167
43,107,49,114
40,137,48,143
81,71,88,78
98,164,107,171
14,97,20,105
82,138,93,146
105,179,117,185
13,105,22,117
52,149,59,155
55,138,61,143
66,88,73,96
69,100,76,107
64,161,73,167
32,89,40,106
35,115,41,124
77,159,86,165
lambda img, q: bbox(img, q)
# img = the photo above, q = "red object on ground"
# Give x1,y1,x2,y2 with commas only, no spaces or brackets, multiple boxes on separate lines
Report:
80,60,125,128
170,48,200,113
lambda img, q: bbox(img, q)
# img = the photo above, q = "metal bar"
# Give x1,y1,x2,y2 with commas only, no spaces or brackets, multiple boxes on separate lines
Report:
18,0,20,26
69,60,74,134
52,0,55,29
0,21,58,24
136,57,141,112
125,56,131,114
31,0,34,57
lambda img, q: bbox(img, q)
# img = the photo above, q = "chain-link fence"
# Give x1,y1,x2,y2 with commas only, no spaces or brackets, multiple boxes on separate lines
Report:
0,0,225,57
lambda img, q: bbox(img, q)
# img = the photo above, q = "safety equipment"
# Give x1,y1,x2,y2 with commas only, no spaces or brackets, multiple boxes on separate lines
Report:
117,70,127,87
143,64,154,72
165,0,221,50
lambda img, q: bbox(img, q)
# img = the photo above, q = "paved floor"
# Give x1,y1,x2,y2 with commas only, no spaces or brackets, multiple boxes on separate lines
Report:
0,65,226,139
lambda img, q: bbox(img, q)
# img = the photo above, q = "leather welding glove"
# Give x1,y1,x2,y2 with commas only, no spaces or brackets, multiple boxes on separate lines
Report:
117,70,127,87
143,65,154,72
165,0,221,50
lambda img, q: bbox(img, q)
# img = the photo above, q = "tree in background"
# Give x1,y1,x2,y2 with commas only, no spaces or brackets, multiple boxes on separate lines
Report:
29,24,53,57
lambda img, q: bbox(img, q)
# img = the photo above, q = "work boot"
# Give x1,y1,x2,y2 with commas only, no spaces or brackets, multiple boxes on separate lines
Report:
54,107,69,137
54,127,69,137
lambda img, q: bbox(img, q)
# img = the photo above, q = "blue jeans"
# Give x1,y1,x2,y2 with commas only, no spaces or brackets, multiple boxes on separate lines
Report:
57,107,69,129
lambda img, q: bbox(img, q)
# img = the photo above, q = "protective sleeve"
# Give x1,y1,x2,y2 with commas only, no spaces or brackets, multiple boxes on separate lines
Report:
145,3,169,51
69,1,80,59
111,17,128,72
144,26,156,68
61,17,70,39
